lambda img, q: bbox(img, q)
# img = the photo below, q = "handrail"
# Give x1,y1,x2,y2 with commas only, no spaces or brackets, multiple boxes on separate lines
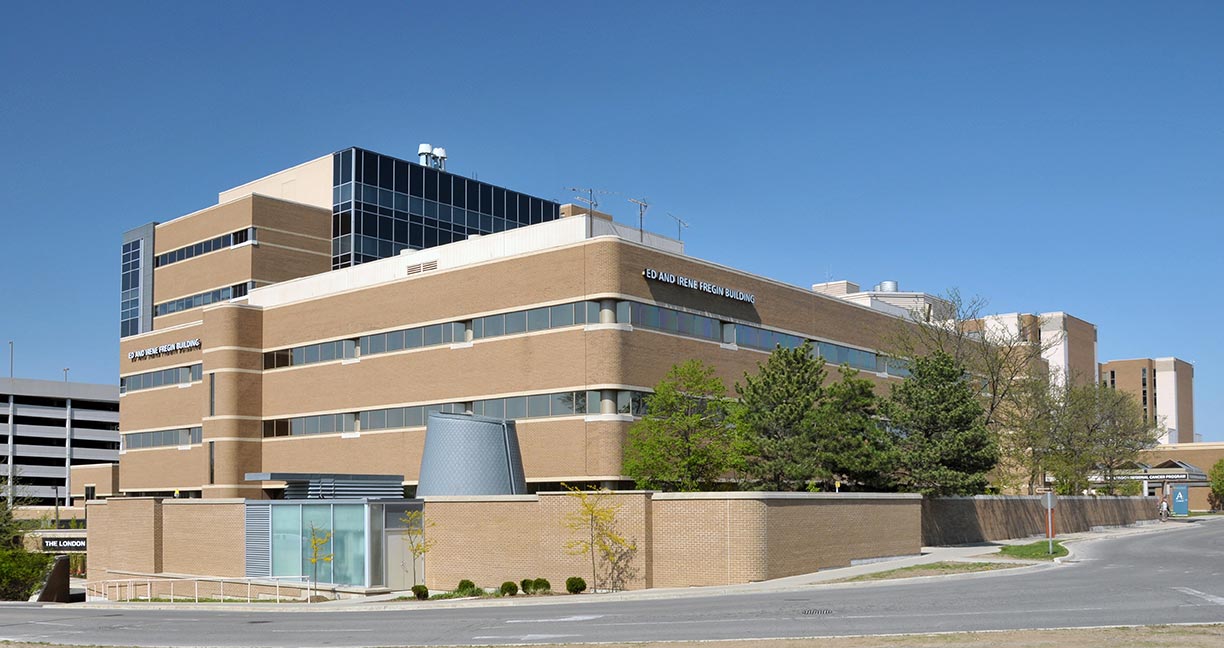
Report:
84,575,312,604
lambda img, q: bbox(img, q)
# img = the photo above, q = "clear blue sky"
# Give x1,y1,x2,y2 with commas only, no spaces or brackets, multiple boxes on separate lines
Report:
1,2,1219,439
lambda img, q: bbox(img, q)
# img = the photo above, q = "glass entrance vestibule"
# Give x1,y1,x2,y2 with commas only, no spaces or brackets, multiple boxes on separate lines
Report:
244,499,424,589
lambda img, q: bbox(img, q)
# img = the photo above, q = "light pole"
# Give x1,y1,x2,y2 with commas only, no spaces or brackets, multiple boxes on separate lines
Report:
63,368,69,382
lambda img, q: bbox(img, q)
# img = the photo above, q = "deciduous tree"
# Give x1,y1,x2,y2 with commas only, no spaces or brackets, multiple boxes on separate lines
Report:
399,509,436,586
561,486,638,592
1208,459,1224,512
623,360,740,491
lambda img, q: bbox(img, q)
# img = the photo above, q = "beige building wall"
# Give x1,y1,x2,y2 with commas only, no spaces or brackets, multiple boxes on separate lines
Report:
149,194,330,329
1060,314,1098,385
70,463,120,502
217,154,334,209
424,492,920,590
1100,357,1194,443
117,228,925,498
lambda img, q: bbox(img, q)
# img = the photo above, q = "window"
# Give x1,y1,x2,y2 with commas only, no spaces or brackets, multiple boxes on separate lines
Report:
120,363,203,394
123,427,201,450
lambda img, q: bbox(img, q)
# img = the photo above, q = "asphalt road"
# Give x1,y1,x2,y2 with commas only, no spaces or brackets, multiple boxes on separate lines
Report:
2,521,1223,647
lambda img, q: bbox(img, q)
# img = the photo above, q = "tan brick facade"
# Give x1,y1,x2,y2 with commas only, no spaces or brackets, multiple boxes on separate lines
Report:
86,498,245,583
117,230,920,498
423,492,920,590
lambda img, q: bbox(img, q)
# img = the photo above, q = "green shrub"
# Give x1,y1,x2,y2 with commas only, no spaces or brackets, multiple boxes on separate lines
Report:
500,581,518,596
411,585,429,600
68,553,87,577
0,549,53,601
520,578,534,595
456,579,476,593
565,576,587,594
532,578,551,594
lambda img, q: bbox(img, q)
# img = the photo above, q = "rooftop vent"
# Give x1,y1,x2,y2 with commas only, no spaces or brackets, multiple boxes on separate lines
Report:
417,143,448,171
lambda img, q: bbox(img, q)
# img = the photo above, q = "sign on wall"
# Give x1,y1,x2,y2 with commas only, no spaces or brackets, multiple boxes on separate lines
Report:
128,338,201,361
40,537,87,552
643,268,756,304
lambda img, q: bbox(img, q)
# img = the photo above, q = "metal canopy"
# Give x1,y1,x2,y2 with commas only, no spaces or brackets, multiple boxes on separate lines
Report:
245,472,405,499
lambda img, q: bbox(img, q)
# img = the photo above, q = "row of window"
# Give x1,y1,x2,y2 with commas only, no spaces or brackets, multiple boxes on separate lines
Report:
122,426,202,450
154,228,253,268
260,391,650,439
336,148,560,221
625,301,903,375
260,299,901,377
264,340,357,370
155,282,254,317
120,364,203,394
626,301,725,342
472,301,601,339
264,302,603,370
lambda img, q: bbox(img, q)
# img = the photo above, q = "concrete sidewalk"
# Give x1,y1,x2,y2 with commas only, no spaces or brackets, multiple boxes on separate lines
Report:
70,517,1210,612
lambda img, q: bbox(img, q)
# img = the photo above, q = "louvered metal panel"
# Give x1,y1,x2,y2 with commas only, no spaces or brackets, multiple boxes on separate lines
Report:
244,502,271,578
248,472,404,500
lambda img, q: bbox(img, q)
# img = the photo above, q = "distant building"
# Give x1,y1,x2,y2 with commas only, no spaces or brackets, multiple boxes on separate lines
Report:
980,311,1098,386
2,378,119,506
812,280,1098,386
1099,357,1195,444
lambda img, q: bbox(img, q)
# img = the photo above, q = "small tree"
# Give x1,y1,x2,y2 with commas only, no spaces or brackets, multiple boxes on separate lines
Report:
623,359,740,491
399,509,437,587
562,485,638,592
1208,459,1224,512
1,464,33,549
307,522,333,601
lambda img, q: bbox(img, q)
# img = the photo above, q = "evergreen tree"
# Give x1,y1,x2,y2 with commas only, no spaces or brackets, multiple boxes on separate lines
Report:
623,360,739,491
735,342,826,490
883,350,997,495
811,366,896,491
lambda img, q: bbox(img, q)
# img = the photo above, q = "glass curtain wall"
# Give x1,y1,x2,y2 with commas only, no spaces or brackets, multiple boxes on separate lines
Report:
331,148,562,269
268,502,370,587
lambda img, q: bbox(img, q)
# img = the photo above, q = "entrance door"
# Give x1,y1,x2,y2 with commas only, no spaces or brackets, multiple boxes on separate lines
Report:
384,530,425,590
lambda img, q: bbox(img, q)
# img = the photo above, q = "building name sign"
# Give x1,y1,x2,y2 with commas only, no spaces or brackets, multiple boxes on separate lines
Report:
128,338,201,361
41,537,87,552
643,268,756,304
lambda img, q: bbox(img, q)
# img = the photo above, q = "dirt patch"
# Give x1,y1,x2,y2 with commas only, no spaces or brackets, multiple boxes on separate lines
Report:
838,561,1024,582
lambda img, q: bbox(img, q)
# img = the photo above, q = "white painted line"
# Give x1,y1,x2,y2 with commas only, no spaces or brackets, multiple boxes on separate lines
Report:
473,634,580,641
506,614,604,624
1173,587,1224,605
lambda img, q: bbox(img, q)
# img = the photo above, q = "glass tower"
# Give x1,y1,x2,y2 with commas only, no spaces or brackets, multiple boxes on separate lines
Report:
330,147,561,269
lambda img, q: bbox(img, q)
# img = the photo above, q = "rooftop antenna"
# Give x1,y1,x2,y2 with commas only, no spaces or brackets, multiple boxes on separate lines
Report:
628,197,649,242
666,212,689,241
566,187,616,217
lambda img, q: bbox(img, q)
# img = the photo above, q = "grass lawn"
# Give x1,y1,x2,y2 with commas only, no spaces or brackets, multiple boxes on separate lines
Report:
998,540,1068,560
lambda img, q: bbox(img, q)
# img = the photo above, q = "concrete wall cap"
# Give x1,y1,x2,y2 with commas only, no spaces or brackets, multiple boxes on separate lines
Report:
420,495,539,503
650,491,922,501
